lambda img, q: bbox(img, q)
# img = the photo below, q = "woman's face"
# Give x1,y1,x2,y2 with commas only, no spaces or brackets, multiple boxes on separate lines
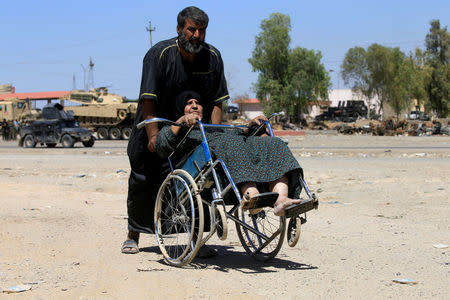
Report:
184,98,203,118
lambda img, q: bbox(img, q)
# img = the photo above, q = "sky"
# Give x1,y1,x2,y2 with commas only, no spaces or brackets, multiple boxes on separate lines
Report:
1,0,449,101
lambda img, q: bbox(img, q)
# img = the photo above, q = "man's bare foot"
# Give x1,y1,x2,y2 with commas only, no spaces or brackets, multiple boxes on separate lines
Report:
273,197,301,216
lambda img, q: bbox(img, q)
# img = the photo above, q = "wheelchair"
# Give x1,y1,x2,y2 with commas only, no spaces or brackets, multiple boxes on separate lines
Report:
137,113,319,267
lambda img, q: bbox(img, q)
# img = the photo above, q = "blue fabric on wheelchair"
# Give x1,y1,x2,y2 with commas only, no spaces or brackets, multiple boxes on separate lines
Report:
179,145,207,178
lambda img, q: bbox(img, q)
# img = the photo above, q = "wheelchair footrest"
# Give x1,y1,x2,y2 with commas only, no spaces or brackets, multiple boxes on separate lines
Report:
285,197,319,219
241,192,278,210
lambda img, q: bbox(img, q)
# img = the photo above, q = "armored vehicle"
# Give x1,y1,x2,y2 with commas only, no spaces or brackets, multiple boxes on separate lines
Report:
0,98,41,122
19,103,94,148
61,88,137,140
315,100,368,122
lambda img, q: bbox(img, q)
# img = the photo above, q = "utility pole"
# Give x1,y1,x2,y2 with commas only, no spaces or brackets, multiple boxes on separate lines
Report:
146,21,156,48
81,64,87,91
87,57,95,90
72,74,76,90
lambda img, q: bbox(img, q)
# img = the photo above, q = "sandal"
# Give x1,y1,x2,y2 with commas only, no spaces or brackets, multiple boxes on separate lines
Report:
121,239,139,254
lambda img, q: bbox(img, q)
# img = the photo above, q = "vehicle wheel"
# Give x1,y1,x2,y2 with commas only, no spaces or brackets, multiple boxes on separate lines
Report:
82,137,95,147
155,169,204,267
121,127,132,140
109,127,121,140
234,206,286,261
23,135,36,148
97,127,108,140
61,135,75,148
117,109,127,120
46,143,57,148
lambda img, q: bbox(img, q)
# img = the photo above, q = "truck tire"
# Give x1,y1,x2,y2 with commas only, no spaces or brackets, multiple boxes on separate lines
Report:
23,135,36,148
121,127,132,140
109,127,121,140
97,127,108,140
61,135,75,148
82,137,95,147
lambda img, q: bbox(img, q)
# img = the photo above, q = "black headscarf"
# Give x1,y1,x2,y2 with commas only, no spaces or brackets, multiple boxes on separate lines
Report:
174,90,203,120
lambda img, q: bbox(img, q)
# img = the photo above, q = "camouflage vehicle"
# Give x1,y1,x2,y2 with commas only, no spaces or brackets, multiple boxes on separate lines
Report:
0,98,41,122
19,103,94,148
61,88,138,140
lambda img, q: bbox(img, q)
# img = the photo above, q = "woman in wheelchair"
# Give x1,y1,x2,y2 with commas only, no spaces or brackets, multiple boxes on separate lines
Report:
155,90,304,216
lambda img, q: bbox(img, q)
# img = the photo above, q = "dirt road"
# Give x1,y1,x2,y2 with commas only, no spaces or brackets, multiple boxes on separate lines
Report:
1,134,449,299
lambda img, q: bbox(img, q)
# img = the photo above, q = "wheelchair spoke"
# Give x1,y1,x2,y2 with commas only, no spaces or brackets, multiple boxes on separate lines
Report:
235,207,286,261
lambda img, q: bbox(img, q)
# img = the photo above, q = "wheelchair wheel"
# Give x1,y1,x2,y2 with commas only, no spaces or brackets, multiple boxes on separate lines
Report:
154,169,204,267
234,207,286,261
215,205,228,241
287,216,301,247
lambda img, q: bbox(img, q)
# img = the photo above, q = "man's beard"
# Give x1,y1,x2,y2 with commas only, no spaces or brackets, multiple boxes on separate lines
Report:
178,31,205,54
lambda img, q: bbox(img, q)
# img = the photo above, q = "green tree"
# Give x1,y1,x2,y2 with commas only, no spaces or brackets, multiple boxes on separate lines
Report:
342,44,414,118
286,47,329,119
405,49,431,110
425,19,449,117
388,49,413,119
249,13,330,122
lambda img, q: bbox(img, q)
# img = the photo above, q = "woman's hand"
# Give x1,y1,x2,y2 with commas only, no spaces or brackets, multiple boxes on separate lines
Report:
247,115,267,127
179,113,201,126
171,113,201,136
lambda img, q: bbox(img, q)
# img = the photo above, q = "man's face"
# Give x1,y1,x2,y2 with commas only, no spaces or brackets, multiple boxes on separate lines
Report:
177,18,206,54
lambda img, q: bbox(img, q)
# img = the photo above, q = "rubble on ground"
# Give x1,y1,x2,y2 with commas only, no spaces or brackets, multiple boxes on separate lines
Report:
309,119,449,136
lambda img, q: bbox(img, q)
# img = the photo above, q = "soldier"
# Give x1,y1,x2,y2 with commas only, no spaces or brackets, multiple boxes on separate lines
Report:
1,119,10,141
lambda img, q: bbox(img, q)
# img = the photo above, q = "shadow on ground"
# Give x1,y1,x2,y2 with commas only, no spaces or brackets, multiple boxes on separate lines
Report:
139,245,317,273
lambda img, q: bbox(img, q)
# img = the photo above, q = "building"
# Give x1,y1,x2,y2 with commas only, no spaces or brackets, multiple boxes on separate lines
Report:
232,98,263,120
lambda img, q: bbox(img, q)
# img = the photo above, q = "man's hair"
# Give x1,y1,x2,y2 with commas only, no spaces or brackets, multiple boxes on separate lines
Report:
177,6,209,28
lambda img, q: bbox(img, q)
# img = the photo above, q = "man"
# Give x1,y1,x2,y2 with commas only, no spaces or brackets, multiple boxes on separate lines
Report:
122,6,229,256
1,119,9,141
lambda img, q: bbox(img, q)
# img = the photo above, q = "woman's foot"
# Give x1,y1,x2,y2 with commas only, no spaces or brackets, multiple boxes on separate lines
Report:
240,183,262,214
273,197,301,216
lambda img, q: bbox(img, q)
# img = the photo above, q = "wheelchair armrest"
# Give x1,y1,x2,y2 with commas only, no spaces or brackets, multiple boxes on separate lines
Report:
247,124,268,136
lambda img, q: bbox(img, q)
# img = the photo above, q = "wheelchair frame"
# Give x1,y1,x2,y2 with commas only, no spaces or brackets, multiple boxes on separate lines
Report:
137,114,318,266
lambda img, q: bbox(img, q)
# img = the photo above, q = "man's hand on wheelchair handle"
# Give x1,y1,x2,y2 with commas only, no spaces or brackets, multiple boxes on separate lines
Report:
147,135,157,152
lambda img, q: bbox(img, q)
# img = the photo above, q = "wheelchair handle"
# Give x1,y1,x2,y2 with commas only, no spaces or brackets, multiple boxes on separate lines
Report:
136,117,183,129
137,112,284,130
268,111,285,120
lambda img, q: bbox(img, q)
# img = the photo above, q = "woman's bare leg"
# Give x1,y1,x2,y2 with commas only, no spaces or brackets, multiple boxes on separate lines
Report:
269,176,301,216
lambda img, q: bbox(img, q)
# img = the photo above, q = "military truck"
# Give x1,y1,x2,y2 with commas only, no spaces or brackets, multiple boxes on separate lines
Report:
61,88,137,140
315,100,368,122
19,103,94,148
0,98,41,122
